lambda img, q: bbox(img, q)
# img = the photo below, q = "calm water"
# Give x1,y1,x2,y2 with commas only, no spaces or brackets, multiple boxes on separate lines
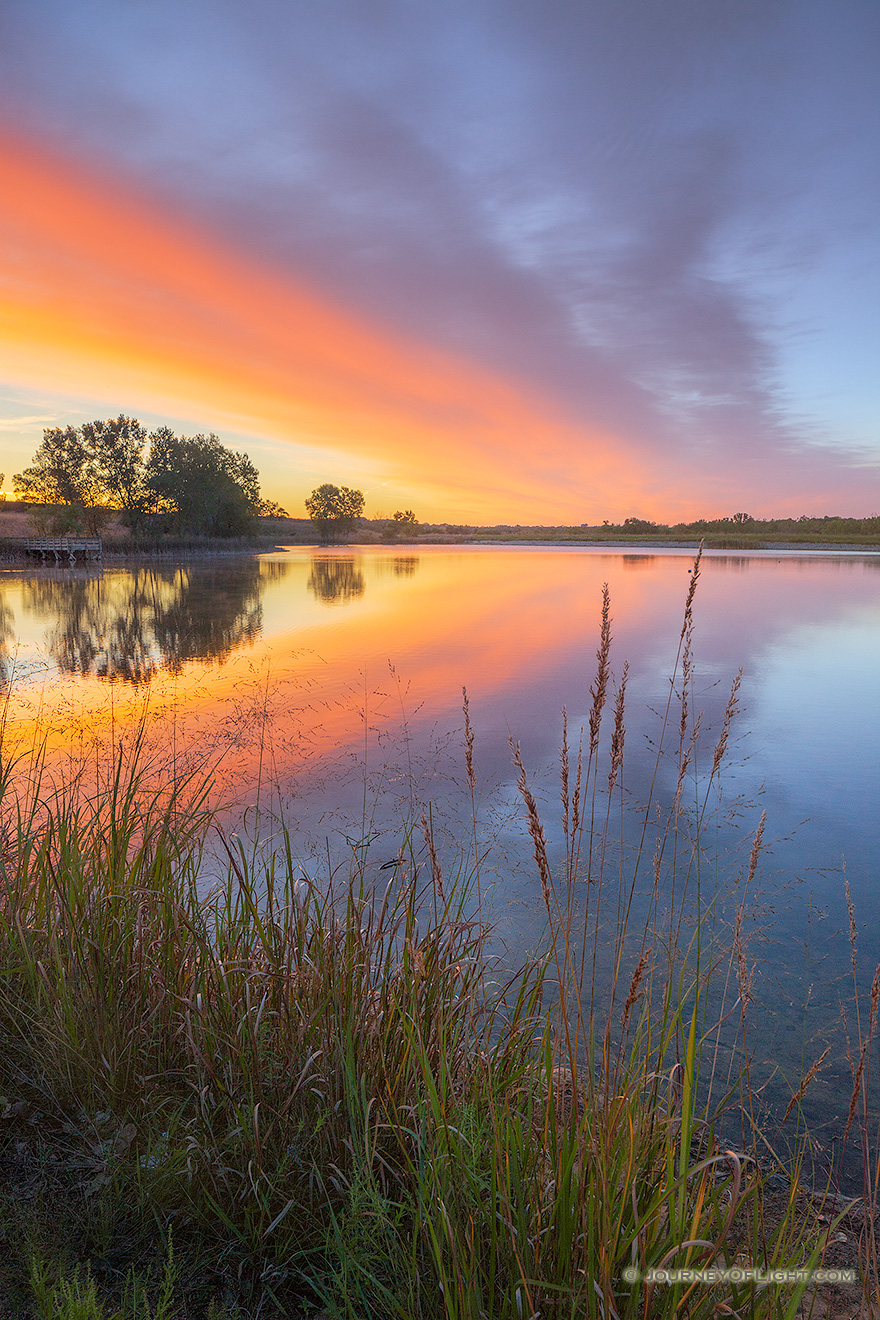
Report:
2,545,879,1151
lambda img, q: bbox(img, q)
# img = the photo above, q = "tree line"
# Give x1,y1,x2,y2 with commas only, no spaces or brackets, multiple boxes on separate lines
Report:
12,416,286,539
11,419,424,545
596,512,880,538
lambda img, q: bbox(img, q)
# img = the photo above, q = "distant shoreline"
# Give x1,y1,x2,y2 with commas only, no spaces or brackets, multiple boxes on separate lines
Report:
3,535,880,565
288,534,880,553
374,536,880,553
1,499,878,561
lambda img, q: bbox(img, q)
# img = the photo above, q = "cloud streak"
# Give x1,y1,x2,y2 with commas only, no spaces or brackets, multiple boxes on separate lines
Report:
0,130,663,520
0,0,877,517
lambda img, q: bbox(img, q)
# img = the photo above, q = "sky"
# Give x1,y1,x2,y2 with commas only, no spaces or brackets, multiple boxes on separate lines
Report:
0,0,878,524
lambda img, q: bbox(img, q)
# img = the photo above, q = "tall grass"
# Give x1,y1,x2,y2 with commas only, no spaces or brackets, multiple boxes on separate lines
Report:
0,557,876,1317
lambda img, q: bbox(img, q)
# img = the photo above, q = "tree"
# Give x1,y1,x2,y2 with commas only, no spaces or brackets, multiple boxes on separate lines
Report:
14,415,151,534
14,417,274,539
258,499,289,518
13,425,110,535
80,416,150,531
146,431,263,537
305,484,365,543
381,509,419,541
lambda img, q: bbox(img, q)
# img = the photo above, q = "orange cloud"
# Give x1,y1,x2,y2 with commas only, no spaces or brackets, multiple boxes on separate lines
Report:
0,130,681,522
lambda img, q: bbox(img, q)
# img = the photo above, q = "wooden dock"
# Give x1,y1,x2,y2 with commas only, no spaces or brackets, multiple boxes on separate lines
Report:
23,536,103,564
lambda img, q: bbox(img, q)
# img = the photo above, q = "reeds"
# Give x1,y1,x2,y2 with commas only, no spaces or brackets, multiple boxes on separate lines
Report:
0,562,875,1318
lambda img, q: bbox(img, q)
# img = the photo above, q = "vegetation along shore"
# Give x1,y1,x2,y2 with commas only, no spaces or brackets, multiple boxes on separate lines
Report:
1,554,879,1318
0,415,877,557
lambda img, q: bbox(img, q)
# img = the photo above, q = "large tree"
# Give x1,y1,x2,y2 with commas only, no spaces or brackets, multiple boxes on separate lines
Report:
14,417,269,538
304,484,365,543
13,425,109,534
81,416,150,531
145,431,262,537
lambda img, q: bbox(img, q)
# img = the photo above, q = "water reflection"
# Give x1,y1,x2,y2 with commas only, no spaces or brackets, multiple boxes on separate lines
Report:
708,555,750,572
20,559,267,681
260,559,293,583
0,591,14,692
307,557,366,605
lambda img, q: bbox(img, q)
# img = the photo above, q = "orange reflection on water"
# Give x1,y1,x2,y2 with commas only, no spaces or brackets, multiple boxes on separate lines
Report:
3,547,877,811
1,549,662,793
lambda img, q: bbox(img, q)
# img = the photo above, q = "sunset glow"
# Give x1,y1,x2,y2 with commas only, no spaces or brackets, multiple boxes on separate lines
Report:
1,1,877,519
0,132,658,524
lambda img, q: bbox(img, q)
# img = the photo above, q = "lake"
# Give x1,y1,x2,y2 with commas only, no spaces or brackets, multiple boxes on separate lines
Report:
2,544,878,1157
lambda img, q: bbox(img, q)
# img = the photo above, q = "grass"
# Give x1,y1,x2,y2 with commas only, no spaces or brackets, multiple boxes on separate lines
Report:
0,552,877,1318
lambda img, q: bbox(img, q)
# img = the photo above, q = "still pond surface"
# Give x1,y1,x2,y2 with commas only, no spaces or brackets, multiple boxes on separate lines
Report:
2,544,879,1147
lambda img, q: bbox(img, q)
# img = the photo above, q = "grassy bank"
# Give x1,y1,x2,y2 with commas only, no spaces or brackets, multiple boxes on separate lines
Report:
1,562,877,1318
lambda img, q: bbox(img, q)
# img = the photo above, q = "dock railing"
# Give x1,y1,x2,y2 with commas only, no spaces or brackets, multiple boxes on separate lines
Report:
23,537,103,564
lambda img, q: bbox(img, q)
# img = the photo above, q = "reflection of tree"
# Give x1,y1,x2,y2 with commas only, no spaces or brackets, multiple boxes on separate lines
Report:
20,573,153,682
392,557,419,577
259,560,292,583
21,560,264,683
151,561,262,674
307,557,365,605
0,588,15,693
